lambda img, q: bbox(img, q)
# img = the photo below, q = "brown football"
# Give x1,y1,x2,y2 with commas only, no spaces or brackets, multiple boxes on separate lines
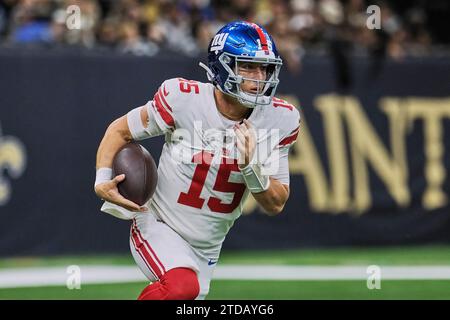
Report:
112,142,158,206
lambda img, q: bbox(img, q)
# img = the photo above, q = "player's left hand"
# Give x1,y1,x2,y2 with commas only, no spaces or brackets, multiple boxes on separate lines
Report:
235,119,256,168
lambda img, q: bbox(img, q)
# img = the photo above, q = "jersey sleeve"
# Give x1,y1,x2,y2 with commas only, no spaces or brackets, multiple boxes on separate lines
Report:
266,104,301,186
277,103,301,148
266,146,291,185
127,79,178,140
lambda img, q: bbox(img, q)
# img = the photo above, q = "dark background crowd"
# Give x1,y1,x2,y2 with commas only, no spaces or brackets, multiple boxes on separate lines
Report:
1,0,449,73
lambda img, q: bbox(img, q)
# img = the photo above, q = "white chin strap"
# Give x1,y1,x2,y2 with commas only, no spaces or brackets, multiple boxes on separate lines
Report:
238,91,271,108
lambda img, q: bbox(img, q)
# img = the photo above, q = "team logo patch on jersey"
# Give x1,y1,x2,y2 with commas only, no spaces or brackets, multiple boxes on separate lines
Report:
210,33,229,54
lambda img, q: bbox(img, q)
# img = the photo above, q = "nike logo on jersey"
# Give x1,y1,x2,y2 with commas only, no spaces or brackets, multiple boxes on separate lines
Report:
208,259,218,266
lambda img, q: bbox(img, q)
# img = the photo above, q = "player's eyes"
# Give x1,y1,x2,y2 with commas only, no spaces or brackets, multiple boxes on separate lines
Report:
239,64,267,71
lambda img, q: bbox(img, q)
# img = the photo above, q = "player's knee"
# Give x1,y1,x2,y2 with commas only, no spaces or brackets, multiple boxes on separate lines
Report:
162,267,200,300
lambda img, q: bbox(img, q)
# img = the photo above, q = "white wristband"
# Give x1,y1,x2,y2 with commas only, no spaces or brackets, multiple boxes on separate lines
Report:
95,167,113,187
240,163,270,193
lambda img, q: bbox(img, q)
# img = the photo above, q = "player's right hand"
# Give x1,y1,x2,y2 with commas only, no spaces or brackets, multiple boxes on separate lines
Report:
94,174,148,212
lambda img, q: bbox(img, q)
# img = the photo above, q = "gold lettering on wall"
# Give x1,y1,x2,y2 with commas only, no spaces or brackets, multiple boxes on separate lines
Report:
405,98,450,210
342,96,410,212
315,95,350,212
243,95,450,215
288,118,330,212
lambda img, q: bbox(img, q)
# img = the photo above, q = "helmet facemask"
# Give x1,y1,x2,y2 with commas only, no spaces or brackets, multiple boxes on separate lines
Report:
218,53,283,108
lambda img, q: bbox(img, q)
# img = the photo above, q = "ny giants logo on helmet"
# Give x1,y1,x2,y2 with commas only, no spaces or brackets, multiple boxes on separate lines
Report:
210,33,229,54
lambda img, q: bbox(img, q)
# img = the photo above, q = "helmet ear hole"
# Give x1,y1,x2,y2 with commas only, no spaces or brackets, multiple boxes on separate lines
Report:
223,55,231,64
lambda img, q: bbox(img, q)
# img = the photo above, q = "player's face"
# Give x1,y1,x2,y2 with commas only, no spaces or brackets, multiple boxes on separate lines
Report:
236,62,268,94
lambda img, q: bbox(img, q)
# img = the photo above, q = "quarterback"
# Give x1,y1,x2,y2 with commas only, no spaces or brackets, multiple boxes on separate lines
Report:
94,21,300,300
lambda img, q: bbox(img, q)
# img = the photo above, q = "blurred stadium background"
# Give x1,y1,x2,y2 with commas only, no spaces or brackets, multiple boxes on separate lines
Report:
1,0,450,300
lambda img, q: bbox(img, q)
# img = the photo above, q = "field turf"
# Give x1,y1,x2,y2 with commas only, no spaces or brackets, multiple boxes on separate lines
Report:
1,246,449,300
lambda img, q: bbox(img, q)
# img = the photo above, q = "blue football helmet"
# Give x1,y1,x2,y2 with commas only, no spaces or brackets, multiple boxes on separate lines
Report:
199,21,283,108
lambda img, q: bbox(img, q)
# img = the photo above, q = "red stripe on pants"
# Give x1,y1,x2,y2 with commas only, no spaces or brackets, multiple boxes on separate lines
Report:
131,222,166,278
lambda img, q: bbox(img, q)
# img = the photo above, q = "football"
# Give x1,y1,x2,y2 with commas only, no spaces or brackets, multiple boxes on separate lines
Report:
112,142,158,206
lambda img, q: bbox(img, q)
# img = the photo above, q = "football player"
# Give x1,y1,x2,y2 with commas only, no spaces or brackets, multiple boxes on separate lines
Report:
94,21,301,300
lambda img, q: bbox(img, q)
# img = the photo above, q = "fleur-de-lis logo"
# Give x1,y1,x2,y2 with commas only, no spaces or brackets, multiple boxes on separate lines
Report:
0,123,26,205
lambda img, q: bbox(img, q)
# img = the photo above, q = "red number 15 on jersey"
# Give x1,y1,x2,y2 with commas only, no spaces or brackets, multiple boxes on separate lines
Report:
177,151,247,214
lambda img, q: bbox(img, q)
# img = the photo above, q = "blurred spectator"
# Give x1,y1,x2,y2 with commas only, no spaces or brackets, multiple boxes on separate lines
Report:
97,16,119,48
149,1,199,57
0,4,6,36
8,0,54,44
118,20,158,56
266,0,303,73
0,0,449,70
63,0,100,47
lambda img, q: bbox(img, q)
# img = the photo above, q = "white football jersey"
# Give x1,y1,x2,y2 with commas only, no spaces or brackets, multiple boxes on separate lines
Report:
104,78,300,258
